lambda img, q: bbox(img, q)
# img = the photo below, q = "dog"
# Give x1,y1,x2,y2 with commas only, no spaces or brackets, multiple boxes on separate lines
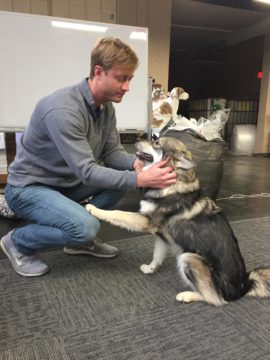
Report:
151,87,168,128
152,87,167,112
152,87,189,129
86,137,270,306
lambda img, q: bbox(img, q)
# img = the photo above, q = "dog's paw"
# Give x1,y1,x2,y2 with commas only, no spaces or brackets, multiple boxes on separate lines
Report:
140,264,156,274
176,291,194,303
85,204,97,215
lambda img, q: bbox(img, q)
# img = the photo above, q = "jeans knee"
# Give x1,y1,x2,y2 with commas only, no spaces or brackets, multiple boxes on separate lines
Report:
73,215,100,244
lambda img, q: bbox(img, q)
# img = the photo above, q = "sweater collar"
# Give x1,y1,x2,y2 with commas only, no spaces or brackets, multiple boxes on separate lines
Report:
79,78,104,112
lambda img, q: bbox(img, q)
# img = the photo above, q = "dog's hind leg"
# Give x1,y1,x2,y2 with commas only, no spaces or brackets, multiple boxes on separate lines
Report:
140,236,169,274
176,253,226,306
85,204,157,233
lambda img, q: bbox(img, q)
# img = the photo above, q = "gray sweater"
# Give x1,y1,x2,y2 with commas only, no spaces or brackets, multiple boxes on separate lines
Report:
8,79,137,190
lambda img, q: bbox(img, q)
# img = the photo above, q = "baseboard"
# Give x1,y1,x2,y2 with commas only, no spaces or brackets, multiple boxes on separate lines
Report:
253,153,270,157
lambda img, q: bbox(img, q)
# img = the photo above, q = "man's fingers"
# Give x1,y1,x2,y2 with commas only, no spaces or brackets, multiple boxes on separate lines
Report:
156,157,170,167
160,167,176,176
163,166,175,175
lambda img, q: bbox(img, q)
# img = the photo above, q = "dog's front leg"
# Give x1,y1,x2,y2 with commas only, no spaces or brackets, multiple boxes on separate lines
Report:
86,204,157,233
140,236,169,274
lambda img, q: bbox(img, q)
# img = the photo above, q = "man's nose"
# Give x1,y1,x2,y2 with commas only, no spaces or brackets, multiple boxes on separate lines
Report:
122,81,130,91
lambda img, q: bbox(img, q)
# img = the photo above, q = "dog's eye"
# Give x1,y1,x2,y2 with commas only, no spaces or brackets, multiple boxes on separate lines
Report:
154,140,159,145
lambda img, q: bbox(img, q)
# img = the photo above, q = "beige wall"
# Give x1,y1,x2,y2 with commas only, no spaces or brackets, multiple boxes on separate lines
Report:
0,0,172,90
117,0,172,91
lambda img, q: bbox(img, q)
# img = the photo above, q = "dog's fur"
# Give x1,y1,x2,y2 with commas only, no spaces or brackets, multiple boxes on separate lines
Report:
86,137,270,306
152,87,167,111
152,87,189,128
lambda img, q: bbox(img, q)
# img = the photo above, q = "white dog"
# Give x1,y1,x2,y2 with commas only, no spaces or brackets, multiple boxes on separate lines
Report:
152,87,189,129
152,87,167,112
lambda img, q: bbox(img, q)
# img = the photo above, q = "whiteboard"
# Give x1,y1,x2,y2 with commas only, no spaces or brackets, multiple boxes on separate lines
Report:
0,11,148,131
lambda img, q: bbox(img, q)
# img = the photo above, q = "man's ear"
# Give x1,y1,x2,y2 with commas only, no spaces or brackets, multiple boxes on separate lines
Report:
94,65,104,76
175,153,196,170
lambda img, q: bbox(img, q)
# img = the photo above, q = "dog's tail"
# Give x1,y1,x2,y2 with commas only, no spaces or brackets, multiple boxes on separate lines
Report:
246,268,270,298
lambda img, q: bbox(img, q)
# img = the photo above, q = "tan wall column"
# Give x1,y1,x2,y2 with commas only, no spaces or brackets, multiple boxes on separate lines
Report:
117,0,172,91
255,32,270,154
148,0,172,91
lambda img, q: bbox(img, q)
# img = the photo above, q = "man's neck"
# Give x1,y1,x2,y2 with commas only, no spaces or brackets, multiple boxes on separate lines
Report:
88,78,103,107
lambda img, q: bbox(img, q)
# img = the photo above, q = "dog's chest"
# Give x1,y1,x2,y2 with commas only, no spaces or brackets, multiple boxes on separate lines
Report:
139,199,157,215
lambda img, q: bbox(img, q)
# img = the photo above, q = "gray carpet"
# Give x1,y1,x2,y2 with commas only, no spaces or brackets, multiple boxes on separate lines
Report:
1,217,270,360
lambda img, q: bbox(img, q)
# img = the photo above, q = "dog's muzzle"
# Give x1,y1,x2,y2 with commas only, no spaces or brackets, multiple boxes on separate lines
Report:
135,151,154,162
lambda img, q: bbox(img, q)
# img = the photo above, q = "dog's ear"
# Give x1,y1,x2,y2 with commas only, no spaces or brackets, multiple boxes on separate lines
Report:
177,153,195,170
177,88,184,96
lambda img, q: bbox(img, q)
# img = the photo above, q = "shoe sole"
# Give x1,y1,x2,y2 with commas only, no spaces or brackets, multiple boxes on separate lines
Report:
0,239,49,277
63,247,118,258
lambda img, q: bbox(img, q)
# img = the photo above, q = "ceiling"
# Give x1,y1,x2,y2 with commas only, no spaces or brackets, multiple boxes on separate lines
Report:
170,0,270,64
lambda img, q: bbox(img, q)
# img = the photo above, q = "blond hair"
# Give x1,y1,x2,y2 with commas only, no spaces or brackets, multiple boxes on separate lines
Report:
90,37,139,79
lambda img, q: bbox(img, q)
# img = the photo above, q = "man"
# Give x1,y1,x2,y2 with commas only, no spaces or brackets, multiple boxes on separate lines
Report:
1,37,176,277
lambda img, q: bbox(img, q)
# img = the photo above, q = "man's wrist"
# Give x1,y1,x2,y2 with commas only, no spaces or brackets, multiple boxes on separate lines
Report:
136,172,145,188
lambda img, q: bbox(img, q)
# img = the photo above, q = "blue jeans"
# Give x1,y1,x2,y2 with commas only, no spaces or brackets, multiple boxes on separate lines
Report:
5,183,126,254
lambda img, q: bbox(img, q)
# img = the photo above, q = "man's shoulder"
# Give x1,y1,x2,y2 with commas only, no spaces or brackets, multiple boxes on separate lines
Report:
45,82,82,105
33,82,86,118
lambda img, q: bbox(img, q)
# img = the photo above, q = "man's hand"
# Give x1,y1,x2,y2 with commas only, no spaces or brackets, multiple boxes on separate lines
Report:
133,158,145,173
136,158,176,189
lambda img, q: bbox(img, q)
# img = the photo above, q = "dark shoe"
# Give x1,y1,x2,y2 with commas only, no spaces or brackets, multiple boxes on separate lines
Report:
63,238,118,258
0,230,49,277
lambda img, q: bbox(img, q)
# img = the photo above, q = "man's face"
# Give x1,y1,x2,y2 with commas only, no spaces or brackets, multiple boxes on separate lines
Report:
96,64,135,103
